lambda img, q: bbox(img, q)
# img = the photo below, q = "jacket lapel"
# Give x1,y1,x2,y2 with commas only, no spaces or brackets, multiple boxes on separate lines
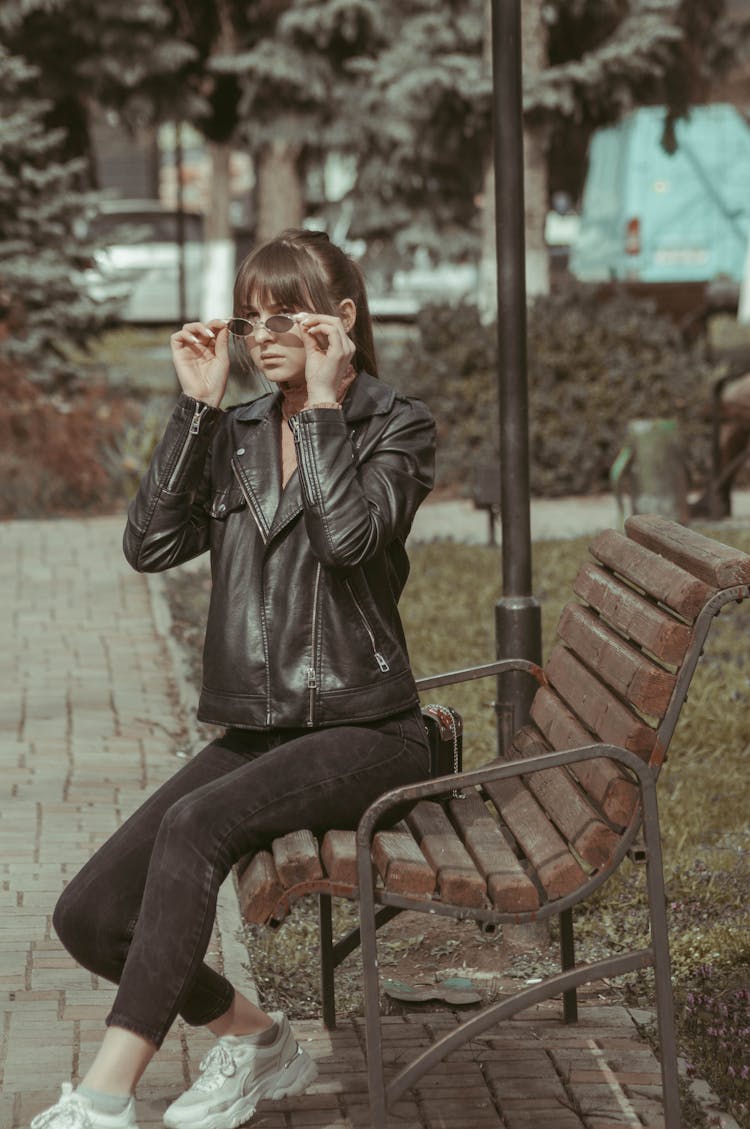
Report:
267,470,303,542
231,399,282,542
230,373,395,545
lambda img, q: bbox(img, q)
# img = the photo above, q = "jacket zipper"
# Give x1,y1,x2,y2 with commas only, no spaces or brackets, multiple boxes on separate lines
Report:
307,563,322,726
345,580,390,673
288,414,317,502
167,402,208,491
230,461,272,725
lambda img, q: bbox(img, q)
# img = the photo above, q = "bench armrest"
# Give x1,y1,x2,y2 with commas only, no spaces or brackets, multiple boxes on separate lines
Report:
416,658,547,693
356,741,652,850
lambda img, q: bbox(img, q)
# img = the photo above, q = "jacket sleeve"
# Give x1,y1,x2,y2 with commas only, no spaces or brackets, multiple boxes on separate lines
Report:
289,396,436,570
123,394,223,572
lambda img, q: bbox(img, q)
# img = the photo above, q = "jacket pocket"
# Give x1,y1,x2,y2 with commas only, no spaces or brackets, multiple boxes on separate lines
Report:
344,578,391,673
207,486,246,520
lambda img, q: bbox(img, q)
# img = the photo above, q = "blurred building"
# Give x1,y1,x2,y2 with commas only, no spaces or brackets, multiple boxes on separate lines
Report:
90,109,253,229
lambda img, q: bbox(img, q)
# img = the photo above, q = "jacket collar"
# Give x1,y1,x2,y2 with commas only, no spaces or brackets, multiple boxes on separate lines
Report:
230,371,394,545
232,370,395,425
342,370,396,422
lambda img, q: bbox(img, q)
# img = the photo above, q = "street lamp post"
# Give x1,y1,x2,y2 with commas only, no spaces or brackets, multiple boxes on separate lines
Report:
491,0,542,753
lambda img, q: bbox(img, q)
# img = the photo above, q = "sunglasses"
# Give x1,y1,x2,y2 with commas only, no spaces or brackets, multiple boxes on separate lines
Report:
226,312,309,338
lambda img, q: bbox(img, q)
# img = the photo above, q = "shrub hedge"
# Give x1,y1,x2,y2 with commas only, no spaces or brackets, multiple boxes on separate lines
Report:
403,284,718,497
0,359,134,518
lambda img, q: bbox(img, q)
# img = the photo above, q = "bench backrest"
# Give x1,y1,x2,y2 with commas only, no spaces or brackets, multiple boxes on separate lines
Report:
237,516,750,925
494,514,750,897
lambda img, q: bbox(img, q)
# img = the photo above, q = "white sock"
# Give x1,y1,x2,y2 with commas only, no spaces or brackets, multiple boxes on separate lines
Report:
76,1085,131,1114
224,1021,278,1047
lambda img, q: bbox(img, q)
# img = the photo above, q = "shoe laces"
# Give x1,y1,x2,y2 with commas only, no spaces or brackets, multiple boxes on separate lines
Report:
31,1085,93,1129
193,1042,240,1092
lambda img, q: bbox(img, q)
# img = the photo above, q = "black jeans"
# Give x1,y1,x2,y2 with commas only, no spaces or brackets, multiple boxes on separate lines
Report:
52,708,429,1047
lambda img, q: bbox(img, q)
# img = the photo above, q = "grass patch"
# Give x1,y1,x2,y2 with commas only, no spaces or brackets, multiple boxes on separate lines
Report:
65,326,177,393
163,522,750,1127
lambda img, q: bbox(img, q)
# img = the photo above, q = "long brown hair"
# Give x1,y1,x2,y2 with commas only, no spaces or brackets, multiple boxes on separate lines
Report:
233,229,378,377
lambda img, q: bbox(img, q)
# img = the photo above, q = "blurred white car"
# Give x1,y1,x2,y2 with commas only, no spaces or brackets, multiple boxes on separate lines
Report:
369,255,478,319
82,200,205,323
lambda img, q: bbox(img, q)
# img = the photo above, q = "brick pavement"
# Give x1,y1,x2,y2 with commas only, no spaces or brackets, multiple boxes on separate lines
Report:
1,516,739,1129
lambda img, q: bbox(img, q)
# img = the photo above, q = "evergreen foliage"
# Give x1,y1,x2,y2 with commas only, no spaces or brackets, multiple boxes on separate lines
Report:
1,0,747,385
5,0,746,263
342,3,487,264
208,2,380,150
339,0,749,259
0,0,197,161
0,47,112,385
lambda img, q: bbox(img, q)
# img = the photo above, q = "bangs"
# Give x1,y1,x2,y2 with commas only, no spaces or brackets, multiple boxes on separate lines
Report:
232,227,379,377
234,239,335,315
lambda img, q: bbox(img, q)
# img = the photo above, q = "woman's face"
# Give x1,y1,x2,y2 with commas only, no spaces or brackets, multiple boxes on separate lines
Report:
243,298,309,391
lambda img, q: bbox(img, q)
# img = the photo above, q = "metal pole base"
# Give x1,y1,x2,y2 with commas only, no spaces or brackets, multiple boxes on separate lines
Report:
495,596,542,754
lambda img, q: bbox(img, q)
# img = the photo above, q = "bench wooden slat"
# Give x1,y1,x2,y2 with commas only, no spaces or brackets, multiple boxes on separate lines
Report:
557,603,676,717
574,562,692,665
272,829,323,888
530,688,639,828
591,529,715,622
405,802,487,906
482,777,588,900
237,850,284,925
546,645,656,758
626,513,750,588
508,726,621,870
446,790,539,912
321,830,358,886
371,828,436,896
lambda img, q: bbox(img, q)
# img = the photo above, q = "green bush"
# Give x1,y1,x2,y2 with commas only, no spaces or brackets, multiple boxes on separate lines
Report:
406,284,717,497
0,48,114,389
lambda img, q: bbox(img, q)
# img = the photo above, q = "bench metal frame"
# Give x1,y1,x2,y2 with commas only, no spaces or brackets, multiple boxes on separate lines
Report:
314,584,749,1129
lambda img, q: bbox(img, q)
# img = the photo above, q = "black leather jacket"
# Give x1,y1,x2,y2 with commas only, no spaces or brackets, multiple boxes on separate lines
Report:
123,372,436,729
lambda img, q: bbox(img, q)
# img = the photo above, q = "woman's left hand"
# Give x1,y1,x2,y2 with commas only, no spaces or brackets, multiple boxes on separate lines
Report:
299,314,355,403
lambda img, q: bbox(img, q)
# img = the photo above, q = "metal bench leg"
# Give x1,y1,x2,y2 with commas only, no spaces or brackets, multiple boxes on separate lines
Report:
641,778,681,1129
358,853,387,1129
318,894,336,1030
560,907,578,1023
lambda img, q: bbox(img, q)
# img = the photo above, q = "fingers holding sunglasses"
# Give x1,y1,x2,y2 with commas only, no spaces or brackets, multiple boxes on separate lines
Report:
299,315,355,398
171,321,227,352
170,320,230,407
299,314,355,360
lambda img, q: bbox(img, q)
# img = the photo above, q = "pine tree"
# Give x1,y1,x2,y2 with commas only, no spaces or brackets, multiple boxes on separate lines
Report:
0,47,109,386
336,0,748,282
0,0,197,166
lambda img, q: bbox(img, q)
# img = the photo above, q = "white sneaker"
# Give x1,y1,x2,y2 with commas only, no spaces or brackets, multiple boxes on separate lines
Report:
30,1084,139,1129
162,1013,318,1129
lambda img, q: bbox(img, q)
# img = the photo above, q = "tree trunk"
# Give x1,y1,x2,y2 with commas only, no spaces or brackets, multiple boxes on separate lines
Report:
521,0,549,301
477,146,497,323
255,140,305,242
201,141,235,321
200,0,237,321
478,0,549,320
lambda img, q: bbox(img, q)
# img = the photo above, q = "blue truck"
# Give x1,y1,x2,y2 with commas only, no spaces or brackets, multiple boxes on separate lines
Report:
569,104,750,297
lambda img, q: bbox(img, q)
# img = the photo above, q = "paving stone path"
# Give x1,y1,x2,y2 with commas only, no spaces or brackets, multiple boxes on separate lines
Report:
1,516,738,1128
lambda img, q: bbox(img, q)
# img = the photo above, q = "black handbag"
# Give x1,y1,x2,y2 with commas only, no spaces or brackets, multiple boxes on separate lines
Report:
421,704,463,779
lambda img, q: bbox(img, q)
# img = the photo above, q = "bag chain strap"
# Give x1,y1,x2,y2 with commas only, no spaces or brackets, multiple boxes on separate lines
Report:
425,703,465,798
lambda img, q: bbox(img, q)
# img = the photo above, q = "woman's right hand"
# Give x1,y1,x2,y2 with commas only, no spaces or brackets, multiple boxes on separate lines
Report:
170,320,230,408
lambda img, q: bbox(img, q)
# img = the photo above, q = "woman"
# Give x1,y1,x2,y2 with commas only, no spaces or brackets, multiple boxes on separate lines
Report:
32,229,436,1129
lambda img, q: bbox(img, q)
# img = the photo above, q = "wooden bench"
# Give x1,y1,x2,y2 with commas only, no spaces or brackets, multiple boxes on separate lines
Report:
235,514,750,1129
